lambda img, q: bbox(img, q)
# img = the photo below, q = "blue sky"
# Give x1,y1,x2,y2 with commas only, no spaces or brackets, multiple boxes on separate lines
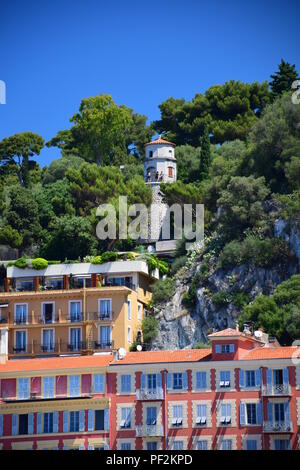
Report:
0,0,299,166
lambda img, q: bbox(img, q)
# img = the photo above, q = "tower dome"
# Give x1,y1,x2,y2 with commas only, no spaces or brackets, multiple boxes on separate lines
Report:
144,137,177,184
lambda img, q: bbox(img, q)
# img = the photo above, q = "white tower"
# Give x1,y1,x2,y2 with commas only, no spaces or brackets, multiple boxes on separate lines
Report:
144,137,177,184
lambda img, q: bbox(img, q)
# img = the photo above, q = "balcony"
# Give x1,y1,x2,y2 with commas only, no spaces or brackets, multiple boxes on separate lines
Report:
262,384,291,396
5,310,113,326
66,341,87,352
2,388,93,403
93,340,114,351
86,311,113,322
136,388,164,400
263,421,293,433
136,424,164,437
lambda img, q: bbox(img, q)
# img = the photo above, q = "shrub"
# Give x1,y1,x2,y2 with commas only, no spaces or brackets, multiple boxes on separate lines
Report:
91,255,103,265
14,257,28,269
212,290,232,307
170,256,187,275
232,290,250,309
101,251,119,263
141,316,159,344
182,279,198,308
32,258,48,270
151,278,175,304
48,260,61,265
125,252,135,260
192,341,211,349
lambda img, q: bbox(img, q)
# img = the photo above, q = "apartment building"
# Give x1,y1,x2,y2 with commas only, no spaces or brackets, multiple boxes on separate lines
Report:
0,260,157,357
1,327,300,450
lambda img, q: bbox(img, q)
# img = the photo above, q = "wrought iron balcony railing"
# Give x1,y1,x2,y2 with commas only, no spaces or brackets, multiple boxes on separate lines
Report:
93,340,114,351
262,384,291,396
263,421,293,433
136,388,164,400
136,424,164,437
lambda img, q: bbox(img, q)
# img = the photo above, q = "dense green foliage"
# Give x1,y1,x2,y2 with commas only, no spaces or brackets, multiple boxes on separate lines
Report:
141,315,159,344
151,278,176,305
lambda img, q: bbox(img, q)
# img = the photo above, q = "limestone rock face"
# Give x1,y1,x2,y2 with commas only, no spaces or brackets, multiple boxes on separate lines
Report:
150,220,300,351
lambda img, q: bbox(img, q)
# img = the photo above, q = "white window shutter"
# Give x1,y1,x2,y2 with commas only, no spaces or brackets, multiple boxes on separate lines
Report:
63,411,69,432
53,412,59,433
37,412,43,434
88,410,94,431
79,410,85,432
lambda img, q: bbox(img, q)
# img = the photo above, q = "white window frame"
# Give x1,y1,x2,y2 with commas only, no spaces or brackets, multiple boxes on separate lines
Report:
99,325,112,346
41,328,55,352
69,375,81,397
127,300,131,321
14,303,28,324
17,378,30,400
69,327,82,349
98,298,112,319
42,376,55,398
127,326,131,344
14,329,27,352
137,303,142,321
68,300,82,321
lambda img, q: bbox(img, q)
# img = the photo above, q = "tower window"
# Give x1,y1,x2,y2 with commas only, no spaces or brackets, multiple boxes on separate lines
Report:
149,151,153,158
168,167,173,177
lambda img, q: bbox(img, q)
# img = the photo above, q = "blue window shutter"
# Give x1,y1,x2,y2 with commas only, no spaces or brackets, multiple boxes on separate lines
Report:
215,344,221,354
88,445,94,450
63,411,69,432
267,403,273,422
239,369,244,388
140,373,146,390
53,412,59,433
104,443,109,450
12,414,17,435
256,403,262,425
229,344,234,353
240,403,245,426
79,410,85,432
88,410,94,431
121,375,125,392
157,373,162,388
167,373,172,390
37,412,43,434
104,408,109,430
182,372,188,390
284,402,290,424
79,445,85,450
266,369,272,387
28,413,34,434
283,368,289,386
255,369,262,387
0,415,3,436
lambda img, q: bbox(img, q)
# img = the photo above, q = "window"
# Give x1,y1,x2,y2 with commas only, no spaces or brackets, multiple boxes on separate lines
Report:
69,328,81,350
69,375,80,397
146,407,157,426
70,411,80,432
172,405,183,426
15,304,27,324
42,329,54,352
168,167,173,177
69,301,82,322
196,372,207,390
147,374,157,390
121,375,131,393
43,377,55,398
147,442,157,450
99,299,112,319
44,413,54,433
196,404,207,425
120,408,131,428
274,439,290,450
18,378,29,400
220,403,231,425
219,371,230,388
173,441,183,450
137,303,142,321
15,330,27,352
19,414,28,435
149,151,153,158
274,403,285,422
246,371,256,387
221,440,232,450
197,440,208,451
246,440,257,450
100,326,111,347
246,404,257,425
93,374,105,393
121,443,131,450
127,327,131,344
274,369,283,386
42,303,54,324
95,410,104,431
173,373,183,390
127,300,131,321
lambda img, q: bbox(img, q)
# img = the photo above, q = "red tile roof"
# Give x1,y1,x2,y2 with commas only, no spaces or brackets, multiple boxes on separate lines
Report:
243,346,300,361
0,354,113,373
208,328,243,337
111,349,211,365
145,137,176,147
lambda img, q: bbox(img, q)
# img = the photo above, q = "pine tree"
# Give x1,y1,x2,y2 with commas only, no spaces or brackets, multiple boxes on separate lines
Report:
269,59,299,98
199,124,211,180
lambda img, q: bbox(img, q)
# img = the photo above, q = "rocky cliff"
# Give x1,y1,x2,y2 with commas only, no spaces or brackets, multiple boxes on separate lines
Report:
150,219,300,350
